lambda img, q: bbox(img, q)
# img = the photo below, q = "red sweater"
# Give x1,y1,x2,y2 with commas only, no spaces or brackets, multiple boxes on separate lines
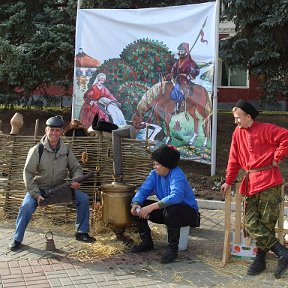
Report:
226,121,288,196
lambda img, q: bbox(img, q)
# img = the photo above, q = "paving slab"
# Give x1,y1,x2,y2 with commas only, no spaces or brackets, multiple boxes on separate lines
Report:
0,208,287,287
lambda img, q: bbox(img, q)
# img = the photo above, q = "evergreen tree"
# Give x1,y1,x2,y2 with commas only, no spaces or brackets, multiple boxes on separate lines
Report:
0,0,208,106
80,0,207,9
220,0,288,104
0,0,77,106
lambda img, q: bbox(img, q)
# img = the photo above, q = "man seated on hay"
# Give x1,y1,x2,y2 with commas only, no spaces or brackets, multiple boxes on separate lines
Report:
130,144,200,263
9,116,95,251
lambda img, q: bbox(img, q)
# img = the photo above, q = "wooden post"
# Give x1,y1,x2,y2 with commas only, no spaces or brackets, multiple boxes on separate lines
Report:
234,183,242,244
222,183,287,266
34,119,39,142
277,185,285,244
145,124,149,151
222,186,231,267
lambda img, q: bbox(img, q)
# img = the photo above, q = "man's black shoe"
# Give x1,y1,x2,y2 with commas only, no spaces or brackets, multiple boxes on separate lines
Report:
271,242,288,278
9,240,21,251
131,242,154,253
247,249,266,275
75,233,96,243
160,250,178,264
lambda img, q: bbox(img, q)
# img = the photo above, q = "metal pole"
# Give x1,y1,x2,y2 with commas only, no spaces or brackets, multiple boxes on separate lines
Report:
71,0,83,120
210,0,220,176
77,0,82,10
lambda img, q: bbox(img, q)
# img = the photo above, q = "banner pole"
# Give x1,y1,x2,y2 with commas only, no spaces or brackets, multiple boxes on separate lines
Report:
77,0,82,10
210,0,220,176
71,0,82,120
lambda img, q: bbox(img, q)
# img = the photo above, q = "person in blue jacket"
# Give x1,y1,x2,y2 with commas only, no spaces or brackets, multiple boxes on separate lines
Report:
130,144,199,264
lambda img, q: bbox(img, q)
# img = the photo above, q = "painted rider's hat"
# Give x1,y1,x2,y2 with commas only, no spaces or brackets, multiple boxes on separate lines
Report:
177,42,189,53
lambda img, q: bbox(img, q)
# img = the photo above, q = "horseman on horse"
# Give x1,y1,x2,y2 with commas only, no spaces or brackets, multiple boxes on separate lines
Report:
165,42,200,114
132,41,212,147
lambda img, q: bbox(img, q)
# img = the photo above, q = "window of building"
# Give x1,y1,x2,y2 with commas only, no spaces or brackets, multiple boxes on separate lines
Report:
218,61,248,88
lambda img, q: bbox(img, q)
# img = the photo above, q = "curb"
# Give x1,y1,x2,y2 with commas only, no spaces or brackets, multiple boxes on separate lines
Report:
197,198,225,210
197,198,288,215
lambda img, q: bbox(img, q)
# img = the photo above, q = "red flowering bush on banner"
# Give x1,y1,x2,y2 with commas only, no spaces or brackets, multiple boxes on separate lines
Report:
120,39,176,86
85,39,176,124
117,82,149,119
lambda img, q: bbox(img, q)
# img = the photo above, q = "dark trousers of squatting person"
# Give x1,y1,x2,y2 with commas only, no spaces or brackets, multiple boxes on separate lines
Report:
245,185,282,251
13,189,90,243
131,199,199,263
136,199,199,228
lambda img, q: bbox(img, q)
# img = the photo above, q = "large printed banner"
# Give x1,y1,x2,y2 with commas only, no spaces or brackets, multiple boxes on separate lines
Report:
73,3,217,164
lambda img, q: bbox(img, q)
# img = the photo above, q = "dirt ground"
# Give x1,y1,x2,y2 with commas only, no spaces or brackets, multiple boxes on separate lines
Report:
0,108,287,201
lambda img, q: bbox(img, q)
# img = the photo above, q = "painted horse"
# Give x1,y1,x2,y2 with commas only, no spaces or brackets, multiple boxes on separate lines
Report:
132,81,212,146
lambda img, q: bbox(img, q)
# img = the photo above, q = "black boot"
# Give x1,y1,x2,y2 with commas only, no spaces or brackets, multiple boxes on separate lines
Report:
271,242,288,278
161,227,180,264
247,249,266,275
131,218,154,253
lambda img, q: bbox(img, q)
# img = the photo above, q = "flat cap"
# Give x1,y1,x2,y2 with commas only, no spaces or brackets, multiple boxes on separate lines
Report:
46,116,64,127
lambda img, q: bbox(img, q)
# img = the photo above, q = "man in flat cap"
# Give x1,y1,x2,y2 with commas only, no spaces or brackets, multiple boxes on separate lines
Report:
130,144,200,264
221,100,288,278
9,116,95,251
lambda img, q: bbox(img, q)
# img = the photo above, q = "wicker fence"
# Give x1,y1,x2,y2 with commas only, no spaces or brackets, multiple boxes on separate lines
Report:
0,132,152,221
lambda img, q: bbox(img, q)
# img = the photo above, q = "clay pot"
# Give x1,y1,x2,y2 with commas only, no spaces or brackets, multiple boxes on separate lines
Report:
10,112,24,135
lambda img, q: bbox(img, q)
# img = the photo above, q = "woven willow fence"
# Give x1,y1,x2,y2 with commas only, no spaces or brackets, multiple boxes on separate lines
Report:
0,132,152,221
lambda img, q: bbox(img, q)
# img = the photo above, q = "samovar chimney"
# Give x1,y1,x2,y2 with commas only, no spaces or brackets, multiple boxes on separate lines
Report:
101,127,135,243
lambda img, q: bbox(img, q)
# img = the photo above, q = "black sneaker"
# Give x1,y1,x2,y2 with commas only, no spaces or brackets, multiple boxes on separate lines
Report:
75,233,96,243
9,240,22,251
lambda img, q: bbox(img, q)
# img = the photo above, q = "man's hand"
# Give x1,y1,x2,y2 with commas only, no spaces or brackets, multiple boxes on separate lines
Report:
71,182,81,189
220,183,231,195
138,202,159,219
37,195,45,206
272,160,281,167
131,204,141,216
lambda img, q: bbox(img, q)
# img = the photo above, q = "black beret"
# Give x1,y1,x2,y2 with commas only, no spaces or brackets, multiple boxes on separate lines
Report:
235,100,259,120
46,116,64,127
151,144,180,169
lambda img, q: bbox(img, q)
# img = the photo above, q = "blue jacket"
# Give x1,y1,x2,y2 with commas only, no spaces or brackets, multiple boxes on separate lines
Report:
131,167,198,211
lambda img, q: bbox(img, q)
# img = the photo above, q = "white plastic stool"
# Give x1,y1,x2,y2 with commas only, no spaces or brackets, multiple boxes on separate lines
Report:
178,226,190,251
166,226,190,251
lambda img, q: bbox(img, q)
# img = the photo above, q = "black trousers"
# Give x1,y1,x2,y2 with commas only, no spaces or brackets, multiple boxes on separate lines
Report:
137,199,199,228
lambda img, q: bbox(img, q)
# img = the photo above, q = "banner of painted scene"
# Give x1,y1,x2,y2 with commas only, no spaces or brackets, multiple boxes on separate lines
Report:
73,3,217,164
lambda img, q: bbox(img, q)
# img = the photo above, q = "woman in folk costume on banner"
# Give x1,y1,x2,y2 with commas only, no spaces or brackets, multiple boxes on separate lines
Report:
79,72,126,128
166,42,200,114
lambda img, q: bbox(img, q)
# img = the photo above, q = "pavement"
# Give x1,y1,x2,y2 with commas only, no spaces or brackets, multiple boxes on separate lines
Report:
0,202,288,288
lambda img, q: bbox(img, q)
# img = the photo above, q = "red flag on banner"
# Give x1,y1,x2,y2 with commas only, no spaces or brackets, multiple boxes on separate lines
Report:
200,29,208,44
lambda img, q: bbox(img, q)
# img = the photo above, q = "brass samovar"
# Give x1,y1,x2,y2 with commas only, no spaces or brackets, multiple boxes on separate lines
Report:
101,127,135,243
